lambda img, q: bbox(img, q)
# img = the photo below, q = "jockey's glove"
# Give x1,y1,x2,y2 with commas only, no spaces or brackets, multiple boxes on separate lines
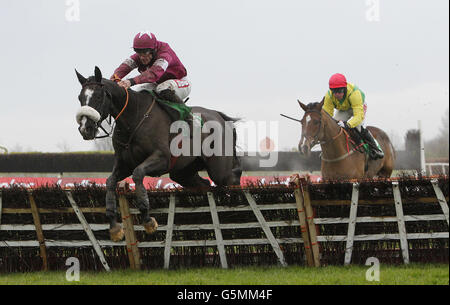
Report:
337,120,349,129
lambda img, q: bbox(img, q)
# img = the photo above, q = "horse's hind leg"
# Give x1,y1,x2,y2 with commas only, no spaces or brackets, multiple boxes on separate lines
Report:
132,153,168,234
378,156,394,178
377,142,395,178
106,160,132,241
205,156,242,186
169,158,211,188
170,170,211,188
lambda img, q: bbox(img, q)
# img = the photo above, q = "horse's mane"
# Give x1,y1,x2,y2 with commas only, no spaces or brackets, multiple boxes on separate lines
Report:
305,99,335,122
304,102,322,112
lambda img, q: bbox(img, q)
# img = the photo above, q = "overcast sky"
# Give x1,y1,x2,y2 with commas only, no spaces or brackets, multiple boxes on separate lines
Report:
0,0,448,152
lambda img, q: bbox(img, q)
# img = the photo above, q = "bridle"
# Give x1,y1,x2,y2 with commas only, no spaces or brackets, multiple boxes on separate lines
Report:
282,103,365,163
301,109,325,147
80,79,130,139
302,109,346,147
302,110,366,163
107,75,157,155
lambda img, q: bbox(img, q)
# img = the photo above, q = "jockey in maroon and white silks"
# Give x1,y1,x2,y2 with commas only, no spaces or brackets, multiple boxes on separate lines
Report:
111,31,191,103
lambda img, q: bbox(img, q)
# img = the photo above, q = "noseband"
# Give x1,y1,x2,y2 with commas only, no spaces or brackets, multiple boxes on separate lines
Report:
302,110,324,146
302,109,344,147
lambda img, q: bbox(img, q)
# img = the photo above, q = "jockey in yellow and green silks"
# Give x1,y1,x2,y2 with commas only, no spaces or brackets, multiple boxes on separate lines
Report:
322,73,384,160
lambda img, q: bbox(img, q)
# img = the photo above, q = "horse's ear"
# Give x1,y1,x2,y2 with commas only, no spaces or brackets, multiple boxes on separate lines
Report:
94,66,102,83
319,97,325,109
75,69,87,85
297,99,308,112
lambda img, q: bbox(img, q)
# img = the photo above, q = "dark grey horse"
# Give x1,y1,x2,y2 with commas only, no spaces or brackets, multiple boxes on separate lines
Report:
75,67,242,241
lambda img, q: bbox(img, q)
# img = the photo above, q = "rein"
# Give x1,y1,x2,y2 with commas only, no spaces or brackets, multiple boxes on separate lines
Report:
302,109,365,162
111,74,129,122
113,98,156,150
84,75,154,148
96,75,131,139
115,88,129,121
109,75,158,155
321,126,366,162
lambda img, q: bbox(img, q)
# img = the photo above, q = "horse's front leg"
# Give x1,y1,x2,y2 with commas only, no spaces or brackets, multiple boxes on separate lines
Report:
132,152,169,234
106,161,132,241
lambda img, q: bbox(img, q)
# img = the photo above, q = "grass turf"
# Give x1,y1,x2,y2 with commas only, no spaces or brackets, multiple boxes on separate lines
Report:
0,264,448,285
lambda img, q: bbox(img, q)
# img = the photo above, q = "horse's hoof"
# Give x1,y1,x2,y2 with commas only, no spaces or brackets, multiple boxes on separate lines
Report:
110,224,124,242
144,217,158,234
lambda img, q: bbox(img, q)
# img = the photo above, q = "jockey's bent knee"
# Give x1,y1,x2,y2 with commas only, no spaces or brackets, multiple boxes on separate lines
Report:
156,77,191,101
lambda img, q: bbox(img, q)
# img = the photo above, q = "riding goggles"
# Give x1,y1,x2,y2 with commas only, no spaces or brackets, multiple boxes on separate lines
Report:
134,48,153,55
331,87,346,94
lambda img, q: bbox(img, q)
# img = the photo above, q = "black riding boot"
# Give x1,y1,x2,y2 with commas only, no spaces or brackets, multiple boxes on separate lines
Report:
361,127,384,160
158,89,185,104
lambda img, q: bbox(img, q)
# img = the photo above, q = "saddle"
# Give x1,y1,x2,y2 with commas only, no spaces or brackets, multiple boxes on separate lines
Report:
343,127,371,170
139,89,193,123
346,127,384,167
346,128,368,152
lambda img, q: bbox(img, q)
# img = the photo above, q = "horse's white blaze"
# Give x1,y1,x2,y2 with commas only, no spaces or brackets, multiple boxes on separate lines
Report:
76,105,101,124
305,114,311,129
84,89,94,105
79,116,88,132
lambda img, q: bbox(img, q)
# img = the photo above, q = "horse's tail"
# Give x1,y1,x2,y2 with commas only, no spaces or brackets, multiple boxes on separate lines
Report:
217,111,242,172
217,112,240,123
390,141,396,160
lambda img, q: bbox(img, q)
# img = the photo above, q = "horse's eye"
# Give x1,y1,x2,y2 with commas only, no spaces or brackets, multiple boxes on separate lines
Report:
313,120,320,125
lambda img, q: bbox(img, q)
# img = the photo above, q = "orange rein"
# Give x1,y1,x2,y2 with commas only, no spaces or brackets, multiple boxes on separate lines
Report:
328,124,363,154
339,127,365,153
111,74,129,121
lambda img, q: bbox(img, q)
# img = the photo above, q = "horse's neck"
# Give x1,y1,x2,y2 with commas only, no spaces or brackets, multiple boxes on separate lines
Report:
107,83,159,134
107,82,137,127
320,112,348,157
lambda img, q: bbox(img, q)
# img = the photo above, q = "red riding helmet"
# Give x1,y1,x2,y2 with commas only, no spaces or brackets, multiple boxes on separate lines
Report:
329,73,347,89
133,31,157,50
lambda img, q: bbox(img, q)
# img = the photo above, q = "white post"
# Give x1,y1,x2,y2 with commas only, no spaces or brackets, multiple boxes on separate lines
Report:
164,193,176,269
65,191,111,272
344,183,359,265
418,120,426,175
392,182,410,264
207,192,228,269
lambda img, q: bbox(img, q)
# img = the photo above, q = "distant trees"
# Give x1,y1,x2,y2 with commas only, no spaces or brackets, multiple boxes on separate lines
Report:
93,137,114,152
388,130,404,151
425,108,449,160
56,140,72,152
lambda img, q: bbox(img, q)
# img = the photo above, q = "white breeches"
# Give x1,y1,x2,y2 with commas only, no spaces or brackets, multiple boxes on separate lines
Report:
133,76,191,101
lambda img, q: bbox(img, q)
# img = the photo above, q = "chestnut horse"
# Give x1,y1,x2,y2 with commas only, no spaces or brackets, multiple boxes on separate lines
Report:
297,100,395,180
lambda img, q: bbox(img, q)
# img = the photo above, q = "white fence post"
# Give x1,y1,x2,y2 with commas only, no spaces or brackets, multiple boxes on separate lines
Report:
344,183,359,265
392,182,410,264
426,163,449,176
244,190,288,267
207,192,228,269
164,193,176,269
66,191,111,272
431,179,449,226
